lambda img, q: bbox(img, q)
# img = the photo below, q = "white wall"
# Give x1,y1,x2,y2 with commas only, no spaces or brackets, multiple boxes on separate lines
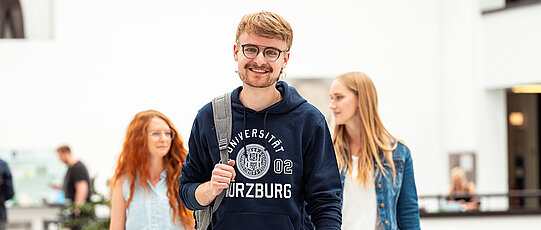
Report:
440,0,481,194
0,0,471,198
19,0,54,39
483,3,541,88
480,0,505,12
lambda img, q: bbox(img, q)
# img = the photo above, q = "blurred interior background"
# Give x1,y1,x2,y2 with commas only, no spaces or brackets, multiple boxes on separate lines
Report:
1,0,541,229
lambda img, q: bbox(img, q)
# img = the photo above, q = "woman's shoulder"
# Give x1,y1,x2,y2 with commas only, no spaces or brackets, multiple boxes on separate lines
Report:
392,140,411,158
119,175,145,196
466,181,477,191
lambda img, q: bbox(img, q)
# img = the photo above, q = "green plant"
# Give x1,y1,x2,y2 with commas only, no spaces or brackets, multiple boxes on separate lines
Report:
59,177,110,230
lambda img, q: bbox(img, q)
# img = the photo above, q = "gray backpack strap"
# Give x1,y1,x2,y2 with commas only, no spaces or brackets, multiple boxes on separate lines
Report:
194,92,232,230
211,92,232,210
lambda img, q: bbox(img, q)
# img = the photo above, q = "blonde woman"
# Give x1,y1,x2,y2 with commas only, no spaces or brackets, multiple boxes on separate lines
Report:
329,72,420,230
448,166,478,211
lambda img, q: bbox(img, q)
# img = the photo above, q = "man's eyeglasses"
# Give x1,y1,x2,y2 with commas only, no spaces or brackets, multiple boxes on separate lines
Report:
148,130,175,140
240,44,287,62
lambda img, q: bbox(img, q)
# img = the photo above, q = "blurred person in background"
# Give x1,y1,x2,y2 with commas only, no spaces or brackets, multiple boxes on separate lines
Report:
109,110,193,230
448,166,479,211
0,159,14,230
329,71,420,230
0,0,25,38
56,145,91,230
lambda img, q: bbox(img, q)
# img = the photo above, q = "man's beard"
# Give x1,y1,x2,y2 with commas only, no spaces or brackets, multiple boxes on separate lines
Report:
238,62,280,88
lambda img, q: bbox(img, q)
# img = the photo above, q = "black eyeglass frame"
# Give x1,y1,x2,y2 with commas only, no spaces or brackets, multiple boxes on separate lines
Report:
240,44,288,62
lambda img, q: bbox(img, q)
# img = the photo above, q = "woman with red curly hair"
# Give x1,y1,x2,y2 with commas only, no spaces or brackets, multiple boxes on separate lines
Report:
110,110,193,229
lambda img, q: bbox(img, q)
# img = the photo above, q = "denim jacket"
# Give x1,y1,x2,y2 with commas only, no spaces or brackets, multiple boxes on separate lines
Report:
341,142,420,230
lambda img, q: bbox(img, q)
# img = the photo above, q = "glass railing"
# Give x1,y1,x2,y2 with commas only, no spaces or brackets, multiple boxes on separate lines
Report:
419,189,541,217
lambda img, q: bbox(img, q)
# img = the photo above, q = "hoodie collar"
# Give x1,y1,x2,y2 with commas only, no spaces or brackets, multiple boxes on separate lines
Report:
231,81,307,115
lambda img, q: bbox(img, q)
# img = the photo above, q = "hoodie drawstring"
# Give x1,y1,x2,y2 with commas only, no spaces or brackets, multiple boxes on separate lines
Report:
242,109,270,155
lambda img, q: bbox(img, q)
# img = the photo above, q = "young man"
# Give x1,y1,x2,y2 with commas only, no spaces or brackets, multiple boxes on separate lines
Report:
179,11,342,229
56,145,91,229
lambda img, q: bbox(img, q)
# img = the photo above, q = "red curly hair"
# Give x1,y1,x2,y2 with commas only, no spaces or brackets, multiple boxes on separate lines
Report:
110,110,193,228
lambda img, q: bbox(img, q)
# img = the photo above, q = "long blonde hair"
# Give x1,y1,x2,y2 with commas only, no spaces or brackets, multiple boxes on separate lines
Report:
332,72,398,186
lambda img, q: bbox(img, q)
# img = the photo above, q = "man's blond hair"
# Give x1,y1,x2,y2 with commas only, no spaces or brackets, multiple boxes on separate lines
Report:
235,11,293,51
56,145,71,154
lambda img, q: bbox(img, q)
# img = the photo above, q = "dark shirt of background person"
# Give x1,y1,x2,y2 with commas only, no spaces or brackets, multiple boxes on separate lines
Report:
0,159,15,230
56,145,91,215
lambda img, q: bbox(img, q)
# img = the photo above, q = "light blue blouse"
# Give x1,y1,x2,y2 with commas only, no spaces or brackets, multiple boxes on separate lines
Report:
122,170,185,230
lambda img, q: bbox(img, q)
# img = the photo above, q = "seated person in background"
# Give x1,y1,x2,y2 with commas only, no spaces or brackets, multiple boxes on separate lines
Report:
448,166,479,211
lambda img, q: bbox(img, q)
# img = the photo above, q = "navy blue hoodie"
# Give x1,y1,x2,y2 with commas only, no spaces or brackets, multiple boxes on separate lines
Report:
179,81,342,230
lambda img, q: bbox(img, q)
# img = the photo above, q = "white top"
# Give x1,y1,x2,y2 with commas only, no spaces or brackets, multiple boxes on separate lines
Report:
342,156,379,230
122,170,185,230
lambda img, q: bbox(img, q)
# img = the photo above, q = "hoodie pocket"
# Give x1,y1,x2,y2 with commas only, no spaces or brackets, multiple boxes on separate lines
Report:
213,212,295,230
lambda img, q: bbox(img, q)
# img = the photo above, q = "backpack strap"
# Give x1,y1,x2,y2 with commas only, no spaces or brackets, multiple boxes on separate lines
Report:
194,92,233,230
210,92,232,211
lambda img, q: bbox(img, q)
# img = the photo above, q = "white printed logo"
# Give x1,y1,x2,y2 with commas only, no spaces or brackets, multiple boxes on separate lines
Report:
236,144,270,180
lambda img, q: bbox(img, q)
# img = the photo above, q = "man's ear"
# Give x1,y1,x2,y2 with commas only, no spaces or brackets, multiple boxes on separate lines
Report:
282,52,290,68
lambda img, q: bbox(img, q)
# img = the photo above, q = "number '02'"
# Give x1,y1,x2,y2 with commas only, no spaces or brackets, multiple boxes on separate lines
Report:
274,159,293,174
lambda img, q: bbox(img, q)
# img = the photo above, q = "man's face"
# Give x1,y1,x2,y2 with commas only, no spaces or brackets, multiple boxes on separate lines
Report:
234,33,289,89
57,151,69,165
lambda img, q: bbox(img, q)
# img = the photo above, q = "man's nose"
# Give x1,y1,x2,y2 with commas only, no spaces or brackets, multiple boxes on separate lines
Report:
253,51,267,66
